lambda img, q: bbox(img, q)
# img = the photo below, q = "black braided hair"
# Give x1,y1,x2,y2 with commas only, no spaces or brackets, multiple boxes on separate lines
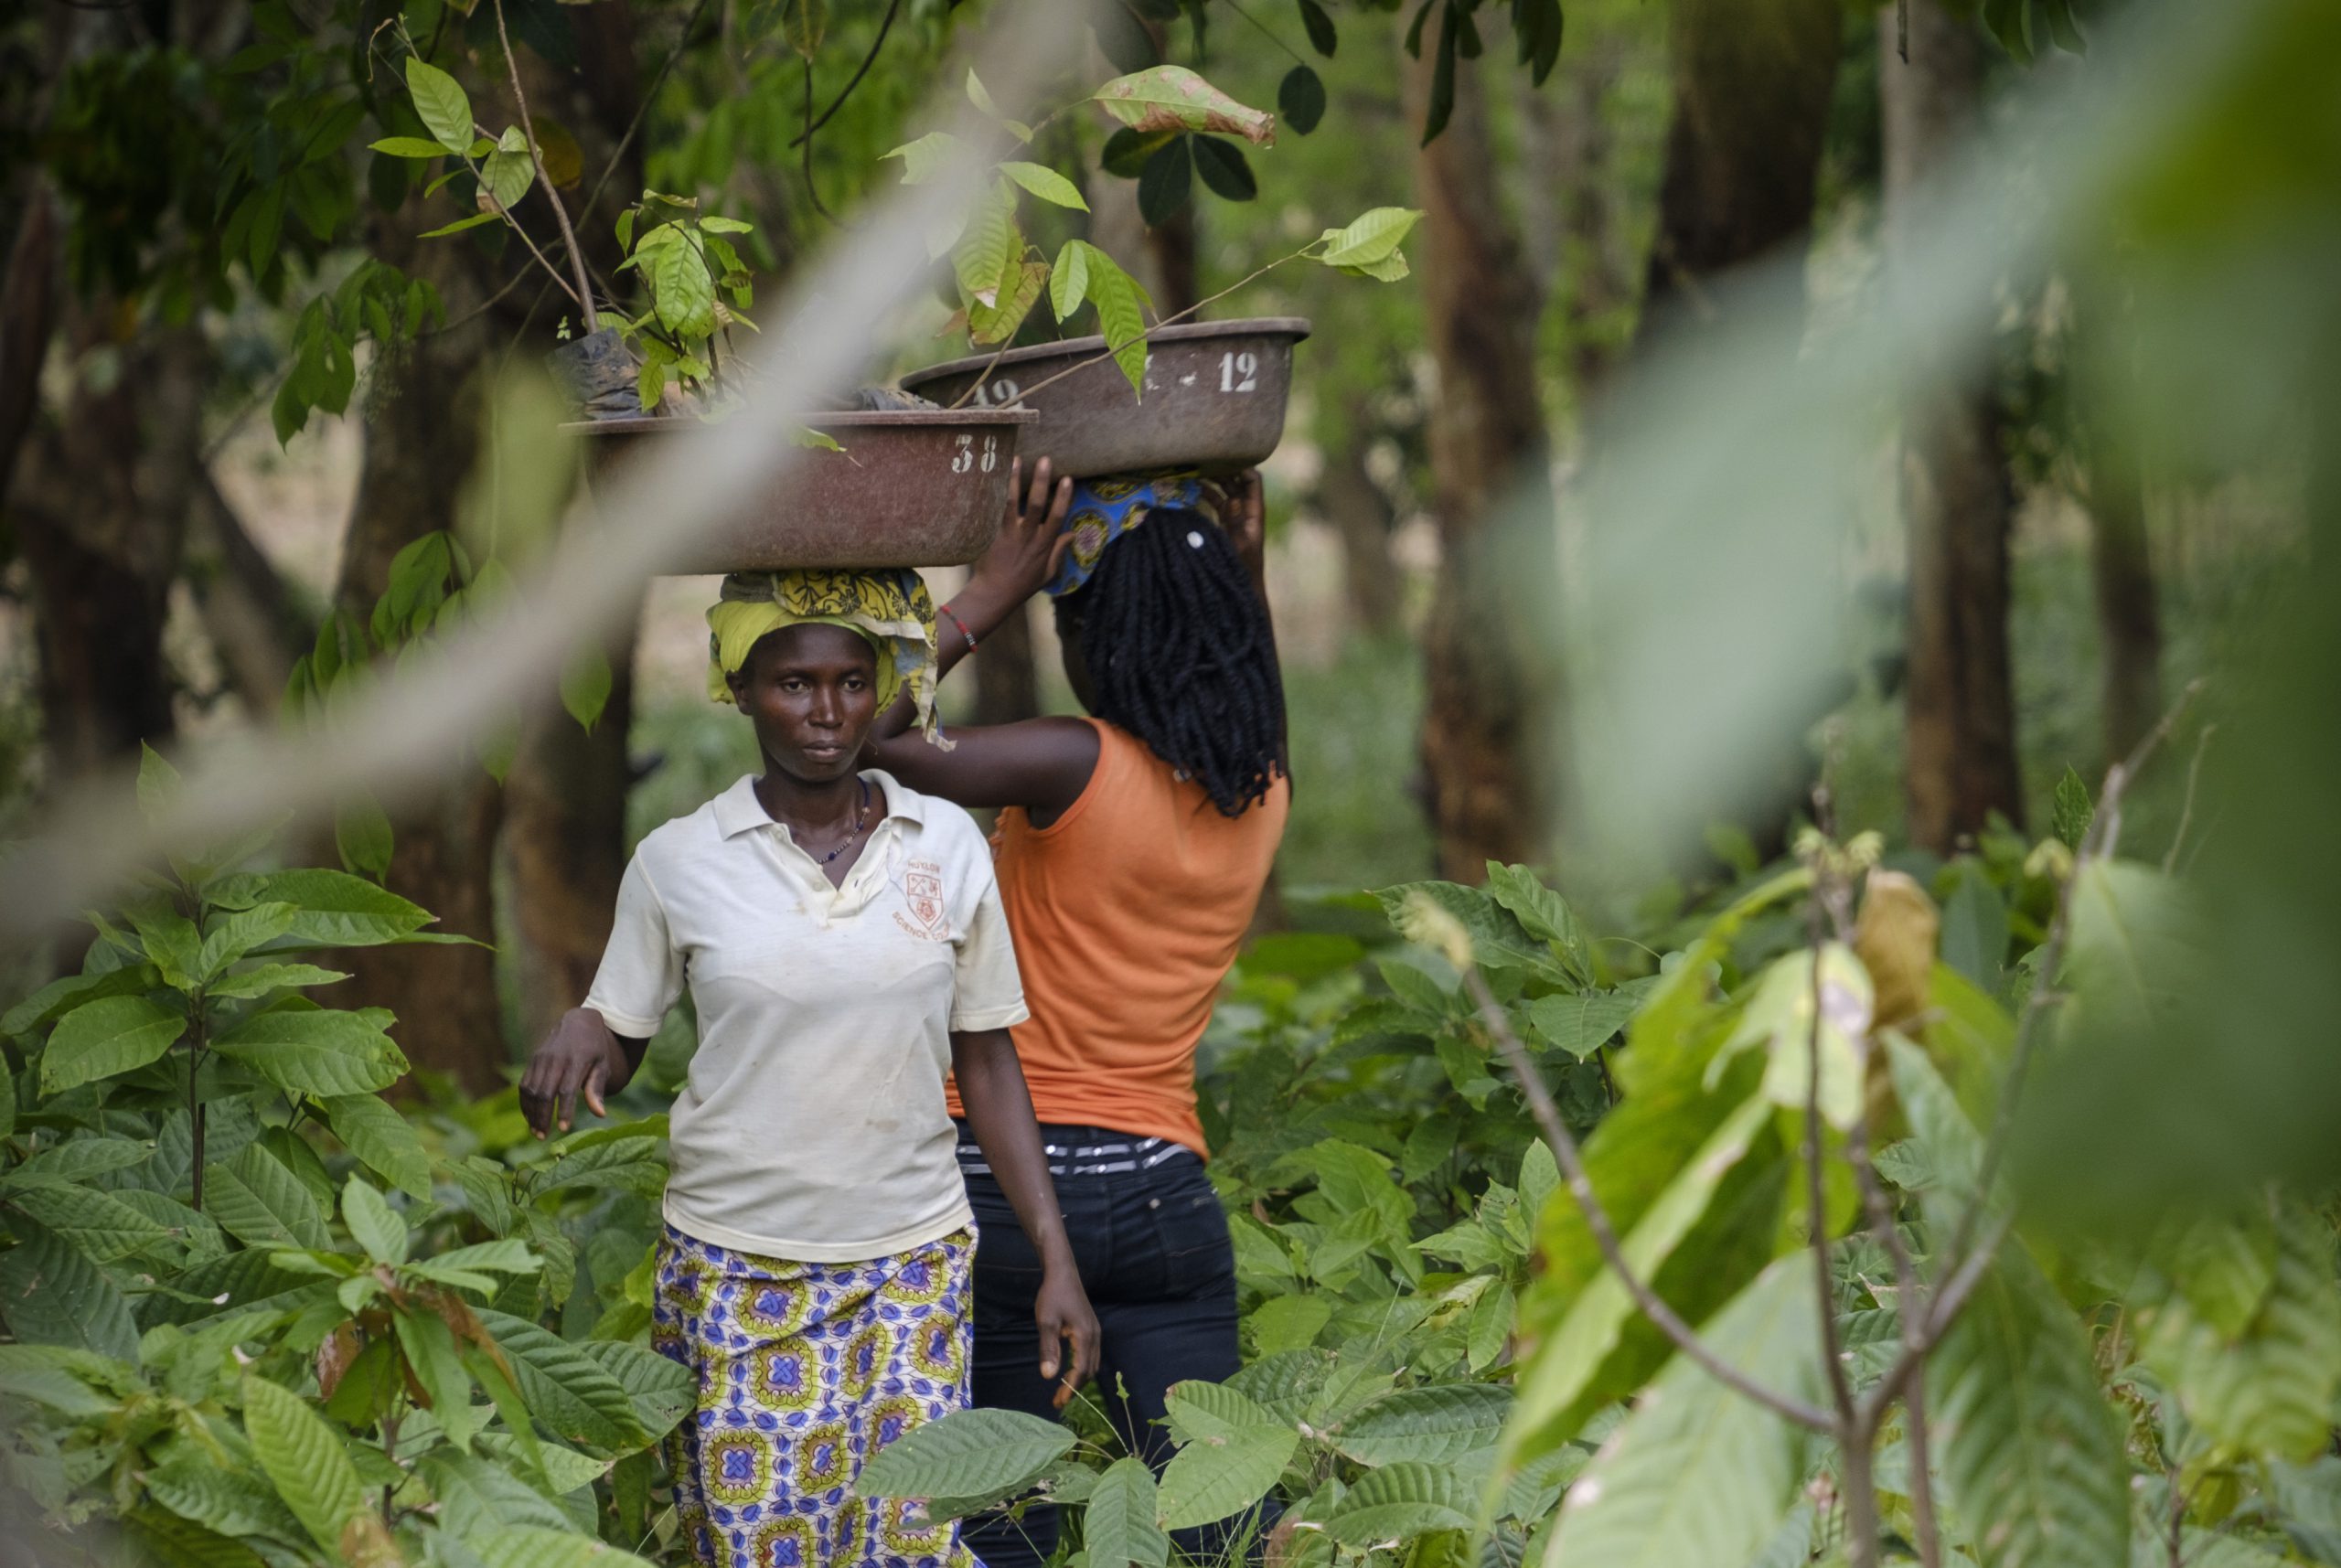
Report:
1060,504,1287,816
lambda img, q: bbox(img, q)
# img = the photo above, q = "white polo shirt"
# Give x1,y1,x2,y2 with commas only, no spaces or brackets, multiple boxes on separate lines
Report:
583,771,1028,1262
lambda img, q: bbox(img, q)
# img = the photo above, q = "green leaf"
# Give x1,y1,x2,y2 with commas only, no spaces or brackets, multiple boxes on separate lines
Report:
882,131,967,187
335,794,395,882
560,648,613,733
1938,861,2010,989
242,1373,369,1555
580,1339,694,1442
646,235,716,342
205,1144,332,1251
852,1405,1074,1502
40,994,184,1093
1324,1462,1473,1547
954,184,1019,310
1165,1379,1287,1443
480,146,535,211
318,1093,432,1200
778,0,826,58
2051,765,2094,848
369,135,449,159
138,742,182,821
1192,135,1256,201
211,1005,406,1097
1000,161,1088,211
2139,1201,2341,1463
208,963,349,1002
1248,1295,1331,1356
1544,1256,1823,1568
1137,137,1192,227
119,1509,269,1568
1377,880,1550,977
1159,1419,1297,1531
2,964,156,1040
145,1456,310,1544
468,1525,658,1568
1085,1456,1170,1568
406,59,476,155
1317,207,1424,269
5,1135,152,1189
421,211,503,240
340,1175,408,1265
0,1222,139,1359
198,902,303,982
1421,1,1459,143
417,1451,572,1539
1050,239,1091,322
1884,1036,1985,1202
213,868,437,946
2061,860,2199,1045
1502,1093,1776,1467
1082,246,1152,395
1468,1282,1515,1372
476,1308,648,1449
1526,984,1653,1061
1297,0,1337,56
1484,863,1593,979
1334,1383,1512,1466
6,1183,171,1263
130,905,205,989
1928,1247,2129,1568
1278,65,1327,135
1716,944,1872,1133
1093,65,1276,145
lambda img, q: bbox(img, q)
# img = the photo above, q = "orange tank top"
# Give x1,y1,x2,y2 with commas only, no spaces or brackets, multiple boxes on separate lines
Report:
946,719,1288,1156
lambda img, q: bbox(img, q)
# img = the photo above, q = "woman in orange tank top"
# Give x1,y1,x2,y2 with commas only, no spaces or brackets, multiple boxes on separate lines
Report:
864,459,1288,1568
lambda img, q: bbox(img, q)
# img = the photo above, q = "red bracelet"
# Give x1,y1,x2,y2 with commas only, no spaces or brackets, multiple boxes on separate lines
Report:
941,603,978,653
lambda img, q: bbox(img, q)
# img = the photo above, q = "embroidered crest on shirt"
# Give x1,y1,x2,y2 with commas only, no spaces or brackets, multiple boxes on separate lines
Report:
895,860,949,941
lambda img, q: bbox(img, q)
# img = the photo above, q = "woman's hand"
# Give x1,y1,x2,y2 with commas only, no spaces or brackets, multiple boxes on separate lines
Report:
518,1008,636,1139
1033,1261,1100,1411
964,455,1075,610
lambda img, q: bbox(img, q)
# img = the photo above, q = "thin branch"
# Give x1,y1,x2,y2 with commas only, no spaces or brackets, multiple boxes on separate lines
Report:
803,54,837,223
581,0,718,226
1461,967,1838,1435
493,0,596,324
2164,720,2216,876
787,0,903,147
471,156,586,313
1804,898,1858,1429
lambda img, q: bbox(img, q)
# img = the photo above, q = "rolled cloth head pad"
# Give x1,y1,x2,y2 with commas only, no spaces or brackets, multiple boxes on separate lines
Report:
704,567,947,745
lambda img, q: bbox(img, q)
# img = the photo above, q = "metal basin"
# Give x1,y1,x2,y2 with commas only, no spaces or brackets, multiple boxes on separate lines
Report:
897,317,1310,479
571,409,1038,574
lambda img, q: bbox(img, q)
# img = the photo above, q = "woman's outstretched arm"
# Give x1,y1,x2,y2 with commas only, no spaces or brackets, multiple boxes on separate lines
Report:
952,1028,1100,1407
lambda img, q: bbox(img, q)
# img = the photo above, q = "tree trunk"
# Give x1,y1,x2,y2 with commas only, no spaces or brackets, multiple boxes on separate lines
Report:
1638,0,1842,347
11,314,208,779
2088,452,2163,763
972,602,1042,725
499,5,652,1047
1405,30,1556,881
1313,401,1403,637
1541,33,1640,391
1883,2,2023,850
333,204,508,1095
184,471,312,719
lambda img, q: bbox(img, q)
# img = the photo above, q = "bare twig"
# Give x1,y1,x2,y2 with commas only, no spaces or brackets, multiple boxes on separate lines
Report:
1804,901,1858,1429
787,0,903,147
1461,967,1838,1434
493,0,597,324
1897,0,1910,63
2164,720,2216,875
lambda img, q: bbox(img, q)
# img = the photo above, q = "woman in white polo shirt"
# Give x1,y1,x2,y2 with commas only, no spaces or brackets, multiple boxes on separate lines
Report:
518,569,1097,1568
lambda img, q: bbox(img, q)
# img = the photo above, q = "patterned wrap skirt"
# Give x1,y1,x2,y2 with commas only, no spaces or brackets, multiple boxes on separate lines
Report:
651,1222,979,1568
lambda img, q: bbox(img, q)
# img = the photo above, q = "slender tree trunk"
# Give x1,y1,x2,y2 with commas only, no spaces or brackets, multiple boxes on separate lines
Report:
1638,0,1842,348
1883,2,2023,850
501,5,650,1043
972,603,1042,725
1544,34,1639,391
12,315,208,778
333,204,508,1094
1313,404,1403,637
2088,452,2163,763
1405,30,1556,881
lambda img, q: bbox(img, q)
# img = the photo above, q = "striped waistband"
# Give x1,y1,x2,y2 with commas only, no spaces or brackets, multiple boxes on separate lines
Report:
956,1134,1197,1180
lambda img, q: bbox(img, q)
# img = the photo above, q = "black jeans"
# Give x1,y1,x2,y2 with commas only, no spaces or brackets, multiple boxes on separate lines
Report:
957,1122,1272,1568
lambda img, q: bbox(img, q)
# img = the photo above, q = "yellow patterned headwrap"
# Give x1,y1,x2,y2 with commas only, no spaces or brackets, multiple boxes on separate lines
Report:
706,569,944,742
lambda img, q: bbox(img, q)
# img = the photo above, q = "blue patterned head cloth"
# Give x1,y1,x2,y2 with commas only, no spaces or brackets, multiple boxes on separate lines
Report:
1044,469,1217,597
